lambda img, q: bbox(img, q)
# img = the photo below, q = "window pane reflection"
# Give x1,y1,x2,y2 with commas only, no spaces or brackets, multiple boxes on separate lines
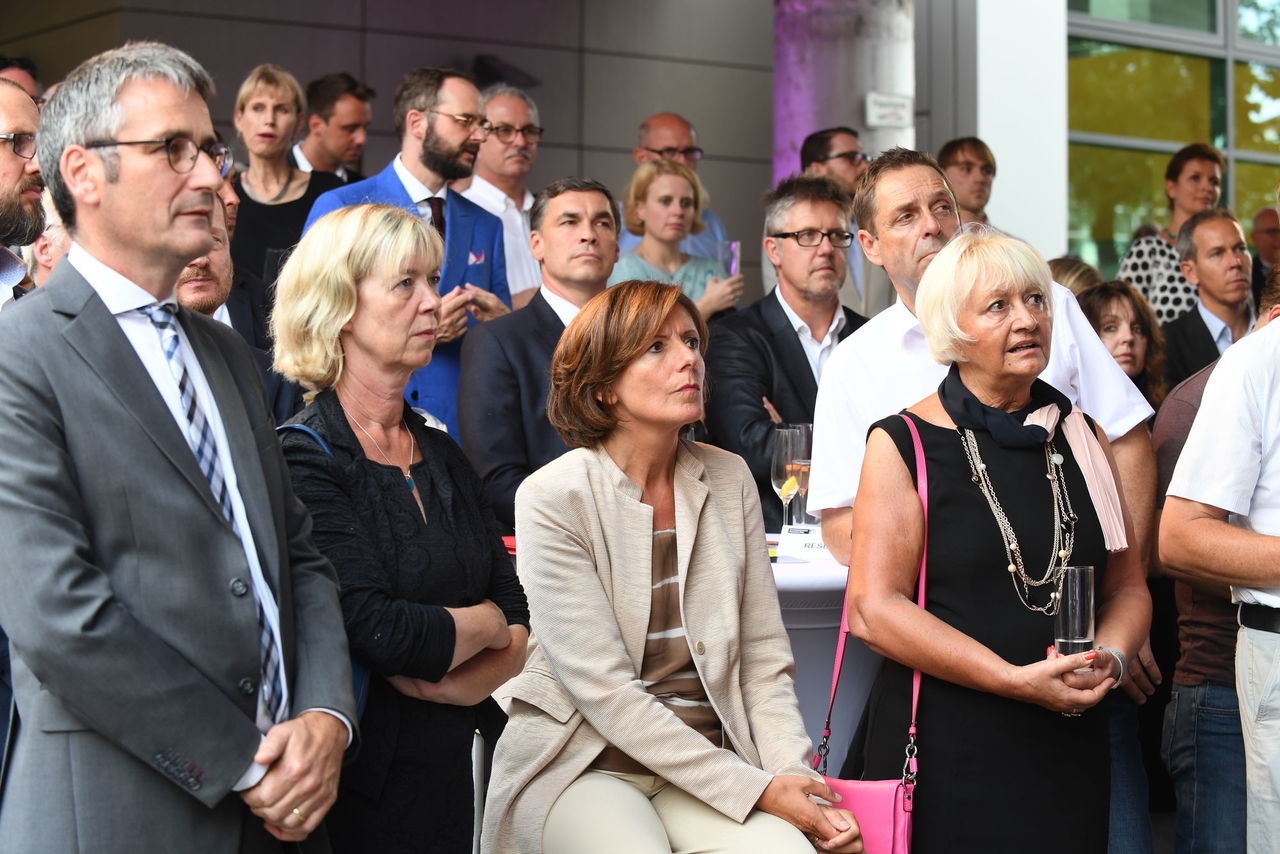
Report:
1068,144,1175,278
1069,0,1215,32
1240,0,1280,47
1069,39,1223,145
1236,161,1280,227
1236,62,1280,154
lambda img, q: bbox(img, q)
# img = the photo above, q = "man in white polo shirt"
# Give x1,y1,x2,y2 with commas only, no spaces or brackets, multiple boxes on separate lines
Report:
810,147,1154,566
1160,319,1280,854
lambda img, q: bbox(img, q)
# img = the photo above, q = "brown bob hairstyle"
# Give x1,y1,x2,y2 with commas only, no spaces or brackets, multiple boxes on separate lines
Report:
548,280,709,449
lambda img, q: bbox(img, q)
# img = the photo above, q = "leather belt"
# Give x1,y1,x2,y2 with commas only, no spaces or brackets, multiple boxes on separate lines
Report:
1240,603,1280,634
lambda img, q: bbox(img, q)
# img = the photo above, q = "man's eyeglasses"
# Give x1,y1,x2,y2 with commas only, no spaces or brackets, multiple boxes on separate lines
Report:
644,146,704,162
771,229,855,249
0,132,36,160
818,150,870,167
490,123,544,144
84,136,234,179
427,110,493,137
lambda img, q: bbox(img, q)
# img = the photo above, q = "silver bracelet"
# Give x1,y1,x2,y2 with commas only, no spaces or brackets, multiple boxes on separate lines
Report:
1095,646,1127,689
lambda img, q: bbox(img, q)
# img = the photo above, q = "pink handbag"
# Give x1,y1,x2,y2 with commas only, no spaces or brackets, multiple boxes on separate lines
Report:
811,413,927,854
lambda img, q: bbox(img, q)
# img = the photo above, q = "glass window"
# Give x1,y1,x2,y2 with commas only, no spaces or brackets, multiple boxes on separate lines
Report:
1069,39,1225,145
1067,144,1176,277
1239,0,1280,47
1069,0,1215,33
1235,61,1280,153
1236,160,1279,225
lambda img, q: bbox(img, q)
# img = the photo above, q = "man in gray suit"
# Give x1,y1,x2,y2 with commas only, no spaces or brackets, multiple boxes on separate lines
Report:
0,43,355,852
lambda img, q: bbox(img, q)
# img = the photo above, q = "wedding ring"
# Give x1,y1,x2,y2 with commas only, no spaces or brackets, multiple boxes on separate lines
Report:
292,807,307,823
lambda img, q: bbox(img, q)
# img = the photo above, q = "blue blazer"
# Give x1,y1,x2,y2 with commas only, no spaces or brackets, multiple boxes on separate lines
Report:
305,159,510,435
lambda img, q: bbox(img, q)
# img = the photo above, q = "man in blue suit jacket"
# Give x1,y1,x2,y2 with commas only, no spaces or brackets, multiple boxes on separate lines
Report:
305,67,509,436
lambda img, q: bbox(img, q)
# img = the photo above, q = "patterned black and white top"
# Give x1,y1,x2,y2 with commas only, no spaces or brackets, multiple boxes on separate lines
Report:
1116,235,1195,325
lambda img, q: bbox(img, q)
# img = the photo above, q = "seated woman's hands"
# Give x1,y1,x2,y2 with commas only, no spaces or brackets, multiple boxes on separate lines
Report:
1004,649,1116,714
696,273,744,317
754,775,864,852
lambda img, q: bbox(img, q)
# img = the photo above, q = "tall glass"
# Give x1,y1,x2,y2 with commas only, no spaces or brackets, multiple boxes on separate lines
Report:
1055,565,1096,659
770,427,800,528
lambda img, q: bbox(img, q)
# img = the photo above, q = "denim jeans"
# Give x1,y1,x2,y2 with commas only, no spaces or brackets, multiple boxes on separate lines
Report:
1106,692,1153,854
1160,681,1245,854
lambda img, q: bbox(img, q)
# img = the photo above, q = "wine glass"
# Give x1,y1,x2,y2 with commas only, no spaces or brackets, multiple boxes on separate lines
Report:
771,427,800,528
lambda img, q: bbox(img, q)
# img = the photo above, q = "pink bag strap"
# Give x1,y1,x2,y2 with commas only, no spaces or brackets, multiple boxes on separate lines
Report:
814,413,926,779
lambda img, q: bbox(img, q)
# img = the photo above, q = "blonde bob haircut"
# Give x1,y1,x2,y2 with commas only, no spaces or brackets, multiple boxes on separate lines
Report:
272,204,443,396
622,158,708,237
915,223,1054,365
234,63,305,118
548,280,709,449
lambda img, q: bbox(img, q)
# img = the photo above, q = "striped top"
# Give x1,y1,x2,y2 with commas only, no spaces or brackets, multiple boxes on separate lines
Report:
593,529,724,773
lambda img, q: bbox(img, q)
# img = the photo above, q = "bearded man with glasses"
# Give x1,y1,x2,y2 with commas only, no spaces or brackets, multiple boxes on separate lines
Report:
306,66,511,437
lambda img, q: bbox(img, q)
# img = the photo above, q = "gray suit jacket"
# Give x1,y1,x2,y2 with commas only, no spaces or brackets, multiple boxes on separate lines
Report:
0,262,356,853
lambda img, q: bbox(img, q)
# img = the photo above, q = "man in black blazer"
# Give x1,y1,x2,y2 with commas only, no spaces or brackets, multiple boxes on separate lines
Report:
457,177,621,532
706,176,867,531
1164,208,1255,389
287,72,374,185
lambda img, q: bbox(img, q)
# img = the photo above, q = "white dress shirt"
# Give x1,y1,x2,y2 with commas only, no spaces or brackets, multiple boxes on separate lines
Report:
1167,321,1280,607
808,282,1154,512
461,175,539,295
392,154,447,224
773,287,846,384
291,142,351,182
539,284,581,328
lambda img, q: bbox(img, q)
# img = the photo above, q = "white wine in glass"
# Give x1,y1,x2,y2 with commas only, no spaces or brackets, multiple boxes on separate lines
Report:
770,428,800,528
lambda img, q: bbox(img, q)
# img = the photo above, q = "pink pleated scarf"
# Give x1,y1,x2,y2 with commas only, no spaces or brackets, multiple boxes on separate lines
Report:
1025,405,1129,552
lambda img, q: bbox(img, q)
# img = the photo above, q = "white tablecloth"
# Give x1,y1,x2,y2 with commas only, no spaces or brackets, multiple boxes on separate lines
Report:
772,555,883,776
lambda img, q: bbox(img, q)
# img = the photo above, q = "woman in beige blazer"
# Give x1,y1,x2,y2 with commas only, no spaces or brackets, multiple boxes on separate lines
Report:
482,281,861,854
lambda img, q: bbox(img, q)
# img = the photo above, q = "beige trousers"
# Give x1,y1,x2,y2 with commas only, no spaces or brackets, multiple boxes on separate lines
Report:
542,769,815,854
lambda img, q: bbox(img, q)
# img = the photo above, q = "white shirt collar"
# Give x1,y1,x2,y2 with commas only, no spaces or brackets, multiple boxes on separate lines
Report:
67,242,172,314
392,153,446,205
539,284,581,327
773,287,845,343
292,142,349,182
466,174,533,213
1197,298,1253,355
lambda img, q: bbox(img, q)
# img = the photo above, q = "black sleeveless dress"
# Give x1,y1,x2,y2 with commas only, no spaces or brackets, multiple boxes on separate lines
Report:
844,412,1110,854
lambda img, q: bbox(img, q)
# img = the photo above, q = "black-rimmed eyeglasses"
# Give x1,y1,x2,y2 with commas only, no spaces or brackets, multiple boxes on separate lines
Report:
644,146,704,162
84,136,234,179
490,123,544,144
771,229,855,249
0,132,36,160
818,150,870,166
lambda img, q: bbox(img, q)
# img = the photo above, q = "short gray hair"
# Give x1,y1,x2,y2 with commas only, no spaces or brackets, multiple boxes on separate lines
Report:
915,223,1054,365
480,83,540,127
37,41,214,232
1177,207,1239,263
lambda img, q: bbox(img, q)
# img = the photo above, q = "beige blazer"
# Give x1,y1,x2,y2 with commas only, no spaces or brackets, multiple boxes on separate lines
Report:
482,441,819,853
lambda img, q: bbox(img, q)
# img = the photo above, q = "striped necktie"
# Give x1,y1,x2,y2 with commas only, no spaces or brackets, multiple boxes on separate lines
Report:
138,303,286,726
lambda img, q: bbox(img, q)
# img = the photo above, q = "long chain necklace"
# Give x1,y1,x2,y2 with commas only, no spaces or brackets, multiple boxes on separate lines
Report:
349,412,416,491
958,428,1077,614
